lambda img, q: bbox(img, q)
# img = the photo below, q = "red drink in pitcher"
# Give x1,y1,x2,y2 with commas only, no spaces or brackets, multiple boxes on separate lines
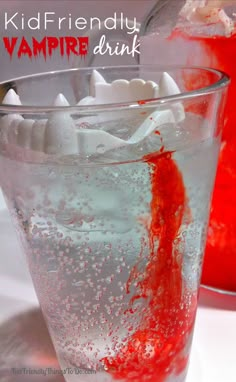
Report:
141,0,236,293
182,32,236,293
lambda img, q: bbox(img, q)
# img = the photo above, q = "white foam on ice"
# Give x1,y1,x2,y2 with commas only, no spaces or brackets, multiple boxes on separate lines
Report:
179,0,235,36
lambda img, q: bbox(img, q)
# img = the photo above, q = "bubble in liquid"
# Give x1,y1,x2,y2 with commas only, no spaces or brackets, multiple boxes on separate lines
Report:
106,277,112,285
84,215,94,223
96,144,106,154
48,169,56,179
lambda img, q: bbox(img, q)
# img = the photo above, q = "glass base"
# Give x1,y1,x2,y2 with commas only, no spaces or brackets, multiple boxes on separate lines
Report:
201,284,236,296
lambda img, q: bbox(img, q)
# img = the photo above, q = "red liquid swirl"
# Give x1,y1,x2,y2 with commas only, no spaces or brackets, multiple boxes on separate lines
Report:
102,152,196,381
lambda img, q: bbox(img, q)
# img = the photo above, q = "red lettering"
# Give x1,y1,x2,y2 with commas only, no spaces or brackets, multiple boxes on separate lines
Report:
47,37,59,57
78,36,88,57
33,37,46,59
65,37,78,58
3,37,18,59
18,37,32,58
3,36,89,60
59,37,64,57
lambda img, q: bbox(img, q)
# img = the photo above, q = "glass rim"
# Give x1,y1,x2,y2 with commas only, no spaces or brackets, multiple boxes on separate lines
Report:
0,65,230,114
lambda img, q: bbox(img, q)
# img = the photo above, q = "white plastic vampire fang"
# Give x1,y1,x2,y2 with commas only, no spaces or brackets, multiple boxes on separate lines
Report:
77,70,184,122
77,69,160,105
0,89,24,146
2,90,35,149
44,94,77,155
73,70,185,154
158,72,185,122
0,71,185,155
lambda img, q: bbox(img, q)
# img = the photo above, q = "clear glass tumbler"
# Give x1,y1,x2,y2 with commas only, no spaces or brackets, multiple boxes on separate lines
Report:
0,66,229,382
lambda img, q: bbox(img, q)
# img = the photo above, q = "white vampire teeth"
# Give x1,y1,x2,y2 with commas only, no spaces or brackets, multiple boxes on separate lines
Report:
1,89,24,146
2,88,22,105
0,71,185,155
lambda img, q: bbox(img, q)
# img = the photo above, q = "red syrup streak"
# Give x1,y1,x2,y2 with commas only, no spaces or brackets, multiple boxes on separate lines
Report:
102,151,197,382
170,28,236,292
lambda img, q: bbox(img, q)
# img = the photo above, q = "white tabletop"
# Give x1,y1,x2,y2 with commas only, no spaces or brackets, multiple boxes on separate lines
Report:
0,190,235,382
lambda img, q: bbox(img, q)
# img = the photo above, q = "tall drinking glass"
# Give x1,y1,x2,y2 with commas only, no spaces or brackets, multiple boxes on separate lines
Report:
0,66,229,382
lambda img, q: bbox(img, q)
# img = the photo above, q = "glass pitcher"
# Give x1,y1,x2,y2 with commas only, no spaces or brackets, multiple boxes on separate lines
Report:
140,0,236,295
